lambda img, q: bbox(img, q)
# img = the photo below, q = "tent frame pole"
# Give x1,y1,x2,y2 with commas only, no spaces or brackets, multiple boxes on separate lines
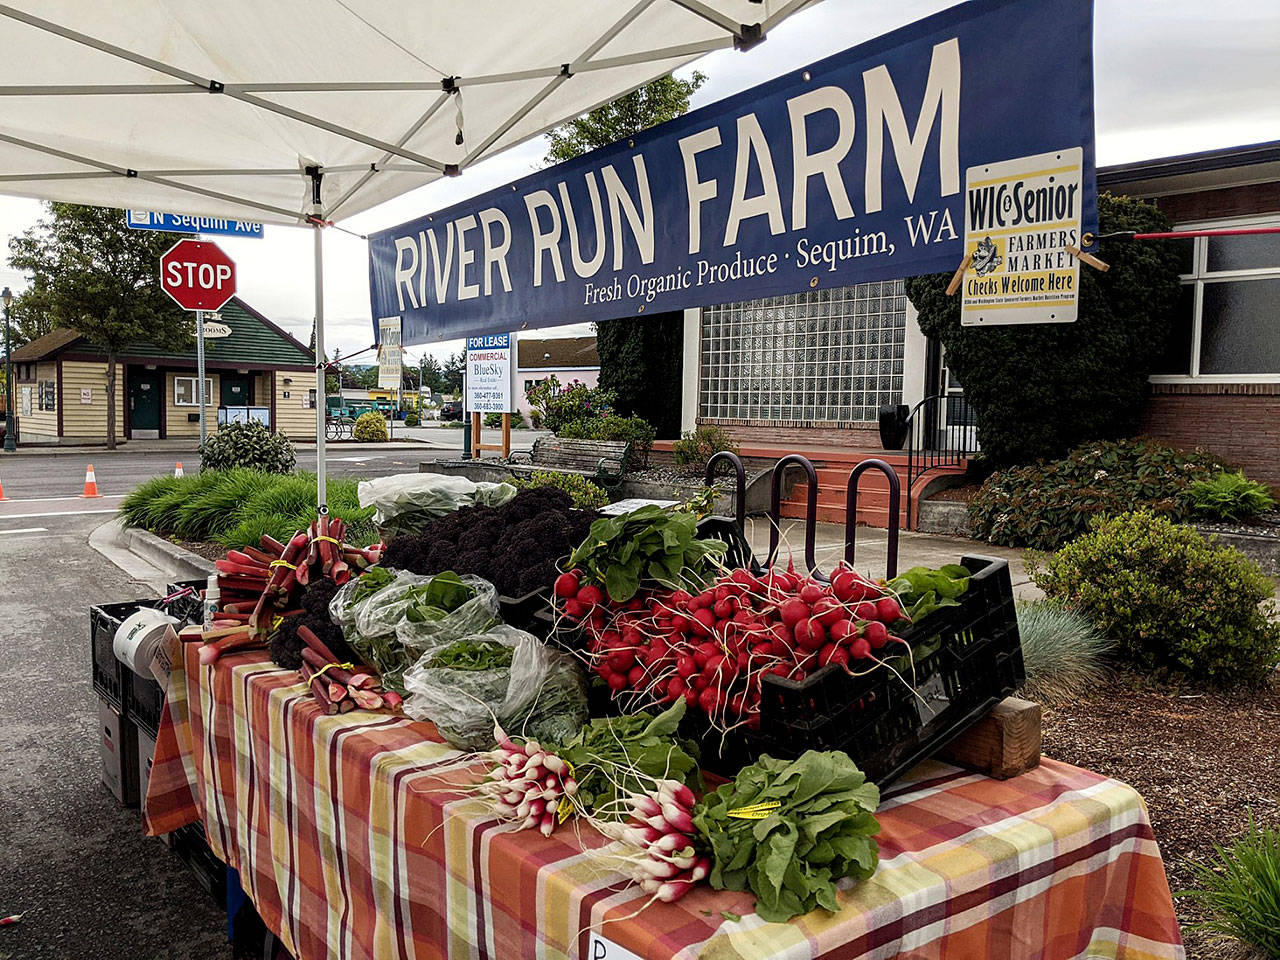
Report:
309,168,328,515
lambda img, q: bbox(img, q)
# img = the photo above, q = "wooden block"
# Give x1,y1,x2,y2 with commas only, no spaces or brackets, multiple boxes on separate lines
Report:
938,697,1042,779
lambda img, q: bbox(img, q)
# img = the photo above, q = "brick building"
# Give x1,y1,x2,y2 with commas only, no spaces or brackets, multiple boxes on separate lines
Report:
674,140,1280,515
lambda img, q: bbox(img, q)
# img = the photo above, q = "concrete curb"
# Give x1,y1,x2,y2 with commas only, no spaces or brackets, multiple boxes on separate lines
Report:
121,526,217,581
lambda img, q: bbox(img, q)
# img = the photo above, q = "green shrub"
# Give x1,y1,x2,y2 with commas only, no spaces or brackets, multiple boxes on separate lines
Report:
239,472,318,525
119,474,183,530
1185,470,1277,523
353,411,388,442
216,512,307,550
200,420,296,473
509,471,609,510
484,410,528,429
1014,599,1114,701
1179,814,1280,958
172,469,272,541
558,414,654,468
970,438,1230,550
1030,511,1280,687
404,412,420,427
526,376,615,433
905,193,1184,467
672,425,740,474
530,410,543,429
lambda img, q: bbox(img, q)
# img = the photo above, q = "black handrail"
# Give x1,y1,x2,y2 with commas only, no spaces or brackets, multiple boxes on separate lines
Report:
845,459,900,579
903,393,975,529
768,454,819,574
704,450,746,530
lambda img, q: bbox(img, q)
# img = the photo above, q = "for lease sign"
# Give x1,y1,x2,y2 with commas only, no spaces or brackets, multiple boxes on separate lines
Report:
961,148,1083,325
465,334,515,414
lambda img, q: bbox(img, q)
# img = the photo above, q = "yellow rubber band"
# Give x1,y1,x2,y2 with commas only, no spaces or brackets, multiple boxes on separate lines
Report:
312,661,355,680
271,616,284,631
269,559,297,570
312,535,341,545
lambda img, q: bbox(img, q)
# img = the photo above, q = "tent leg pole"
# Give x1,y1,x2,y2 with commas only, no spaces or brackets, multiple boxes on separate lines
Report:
313,217,328,515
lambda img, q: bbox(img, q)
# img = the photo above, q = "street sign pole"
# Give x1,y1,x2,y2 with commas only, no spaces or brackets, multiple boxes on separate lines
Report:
194,234,207,450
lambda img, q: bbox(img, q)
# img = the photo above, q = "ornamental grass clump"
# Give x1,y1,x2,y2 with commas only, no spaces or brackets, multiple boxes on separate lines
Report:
1179,814,1280,959
1014,600,1113,702
1030,511,1280,687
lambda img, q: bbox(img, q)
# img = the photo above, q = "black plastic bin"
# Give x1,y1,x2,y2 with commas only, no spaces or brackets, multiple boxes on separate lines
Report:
746,554,1024,787
91,598,168,712
172,822,228,910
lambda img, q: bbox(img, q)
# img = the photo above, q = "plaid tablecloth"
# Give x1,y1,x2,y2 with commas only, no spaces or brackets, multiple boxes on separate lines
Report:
145,648,1184,960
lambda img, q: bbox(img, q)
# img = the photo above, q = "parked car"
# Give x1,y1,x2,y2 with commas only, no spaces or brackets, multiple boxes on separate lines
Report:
440,400,463,421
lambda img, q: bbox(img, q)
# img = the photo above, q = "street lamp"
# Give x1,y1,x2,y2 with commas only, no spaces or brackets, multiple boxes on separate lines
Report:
3,286,14,452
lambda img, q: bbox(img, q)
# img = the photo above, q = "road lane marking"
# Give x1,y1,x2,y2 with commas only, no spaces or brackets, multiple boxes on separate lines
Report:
0,494,126,503
0,508,118,519
0,526,48,535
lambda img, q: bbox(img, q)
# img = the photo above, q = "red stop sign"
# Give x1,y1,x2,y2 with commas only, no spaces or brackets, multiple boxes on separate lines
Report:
159,238,237,311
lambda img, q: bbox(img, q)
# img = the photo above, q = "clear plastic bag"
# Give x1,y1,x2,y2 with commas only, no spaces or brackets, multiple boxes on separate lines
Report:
338,570,498,694
358,473,516,536
393,576,499,651
402,626,587,751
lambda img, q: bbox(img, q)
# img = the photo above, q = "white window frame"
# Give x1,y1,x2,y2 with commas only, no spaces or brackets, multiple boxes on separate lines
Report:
1149,213,1280,385
174,376,214,406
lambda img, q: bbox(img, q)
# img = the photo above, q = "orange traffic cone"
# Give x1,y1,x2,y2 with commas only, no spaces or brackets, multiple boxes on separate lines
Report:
81,463,102,498
0,476,6,500
174,462,184,478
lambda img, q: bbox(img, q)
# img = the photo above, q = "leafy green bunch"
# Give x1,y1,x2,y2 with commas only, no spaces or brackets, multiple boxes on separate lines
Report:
567,505,726,602
424,638,514,671
508,470,609,510
402,571,478,623
884,564,970,623
693,750,881,922
555,699,700,820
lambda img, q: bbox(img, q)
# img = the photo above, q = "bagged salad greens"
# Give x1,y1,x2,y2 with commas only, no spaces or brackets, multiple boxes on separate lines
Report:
357,473,516,537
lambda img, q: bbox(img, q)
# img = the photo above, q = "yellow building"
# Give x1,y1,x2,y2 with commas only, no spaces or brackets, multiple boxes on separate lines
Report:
9,297,316,444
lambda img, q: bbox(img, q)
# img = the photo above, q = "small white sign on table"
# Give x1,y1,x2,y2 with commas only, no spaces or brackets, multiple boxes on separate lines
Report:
585,933,645,960
598,498,679,516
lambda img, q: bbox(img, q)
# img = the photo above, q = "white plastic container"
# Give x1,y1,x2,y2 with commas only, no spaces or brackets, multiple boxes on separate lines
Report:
114,607,179,674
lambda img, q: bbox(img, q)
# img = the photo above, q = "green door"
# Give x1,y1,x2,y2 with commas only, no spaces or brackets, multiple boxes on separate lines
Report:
129,370,161,435
221,374,252,407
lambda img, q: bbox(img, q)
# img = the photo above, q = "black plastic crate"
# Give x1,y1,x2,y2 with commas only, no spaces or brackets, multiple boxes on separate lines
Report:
124,670,165,739
498,588,551,633
748,554,1024,787
91,599,167,711
172,822,228,910
164,580,208,625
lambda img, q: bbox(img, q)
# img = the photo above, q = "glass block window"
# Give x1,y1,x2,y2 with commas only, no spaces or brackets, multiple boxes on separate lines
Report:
699,280,907,423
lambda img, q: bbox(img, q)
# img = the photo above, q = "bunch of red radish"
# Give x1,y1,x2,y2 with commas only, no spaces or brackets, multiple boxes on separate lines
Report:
596,779,709,903
554,563,907,731
482,730,579,837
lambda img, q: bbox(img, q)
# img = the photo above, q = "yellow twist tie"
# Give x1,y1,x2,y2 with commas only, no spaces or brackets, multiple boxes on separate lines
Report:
269,559,297,570
271,616,284,631
312,535,341,545
312,661,356,680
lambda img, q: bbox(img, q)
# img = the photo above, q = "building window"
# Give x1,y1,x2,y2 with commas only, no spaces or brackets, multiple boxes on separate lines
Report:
38,379,57,411
1153,219,1280,380
700,281,906,423
174,376,214,406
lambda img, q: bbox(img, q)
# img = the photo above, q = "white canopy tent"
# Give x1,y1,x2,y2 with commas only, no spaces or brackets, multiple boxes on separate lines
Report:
0,0,817,507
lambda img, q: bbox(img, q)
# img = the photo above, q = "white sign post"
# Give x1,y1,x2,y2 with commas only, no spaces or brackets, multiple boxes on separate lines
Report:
961,147,1083,326
465,333,517,458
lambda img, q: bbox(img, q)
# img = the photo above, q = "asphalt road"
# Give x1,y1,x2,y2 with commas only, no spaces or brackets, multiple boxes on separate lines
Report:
0,447,453,501
0,512,228,960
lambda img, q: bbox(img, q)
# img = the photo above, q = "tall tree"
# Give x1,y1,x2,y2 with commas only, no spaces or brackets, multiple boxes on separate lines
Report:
545,73,706,438
7,203,194,449
420,354,444,393
442,350,465,393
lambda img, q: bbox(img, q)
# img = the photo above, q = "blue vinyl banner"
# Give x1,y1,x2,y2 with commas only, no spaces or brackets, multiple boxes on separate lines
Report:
369,0,1095,346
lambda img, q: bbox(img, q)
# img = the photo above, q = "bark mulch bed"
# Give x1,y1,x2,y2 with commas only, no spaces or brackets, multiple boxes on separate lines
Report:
1041,676,1279,959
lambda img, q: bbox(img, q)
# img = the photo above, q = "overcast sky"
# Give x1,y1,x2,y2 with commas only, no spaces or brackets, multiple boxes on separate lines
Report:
1,0,1276,367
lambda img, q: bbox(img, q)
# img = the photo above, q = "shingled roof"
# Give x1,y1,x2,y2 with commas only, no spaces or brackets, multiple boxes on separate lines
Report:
516,336,598,369
10,327,81,362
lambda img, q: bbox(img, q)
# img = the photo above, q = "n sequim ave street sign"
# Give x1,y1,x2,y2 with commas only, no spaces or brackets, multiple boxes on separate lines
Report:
160,238,237,311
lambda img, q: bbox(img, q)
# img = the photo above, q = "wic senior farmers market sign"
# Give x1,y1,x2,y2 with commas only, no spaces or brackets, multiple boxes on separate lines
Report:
369,0,1097,344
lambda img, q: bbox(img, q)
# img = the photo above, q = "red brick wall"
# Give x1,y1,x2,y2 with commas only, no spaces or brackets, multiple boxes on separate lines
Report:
1152,182,1280,223
698,419,882,450
1142,383,1280,485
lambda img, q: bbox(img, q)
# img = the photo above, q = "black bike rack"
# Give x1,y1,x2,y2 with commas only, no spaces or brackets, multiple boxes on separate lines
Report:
767,454,820,575
704,450,747,531
844,458,901,580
